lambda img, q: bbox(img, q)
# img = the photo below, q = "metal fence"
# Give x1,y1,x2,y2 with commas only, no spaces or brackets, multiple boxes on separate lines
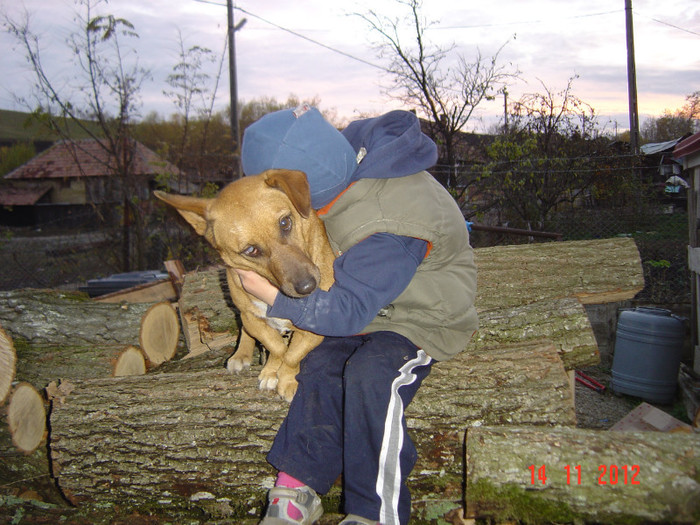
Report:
0,191,691,306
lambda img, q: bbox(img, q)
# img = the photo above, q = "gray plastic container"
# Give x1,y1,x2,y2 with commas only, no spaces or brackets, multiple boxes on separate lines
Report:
611,307,685,404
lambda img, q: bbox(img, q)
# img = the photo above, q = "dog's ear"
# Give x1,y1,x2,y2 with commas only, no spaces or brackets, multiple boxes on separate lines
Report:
264,169,312,219
153,190,210,236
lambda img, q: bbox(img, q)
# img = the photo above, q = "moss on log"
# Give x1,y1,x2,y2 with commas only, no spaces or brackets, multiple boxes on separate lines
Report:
408,340,575,520
465,426,700,524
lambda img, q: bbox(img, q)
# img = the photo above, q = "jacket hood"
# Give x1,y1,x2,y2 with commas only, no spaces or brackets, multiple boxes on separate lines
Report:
241,105,358,209
342,110,437,181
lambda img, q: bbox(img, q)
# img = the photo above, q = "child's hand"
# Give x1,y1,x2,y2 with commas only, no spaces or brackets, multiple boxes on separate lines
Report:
235,269,279,306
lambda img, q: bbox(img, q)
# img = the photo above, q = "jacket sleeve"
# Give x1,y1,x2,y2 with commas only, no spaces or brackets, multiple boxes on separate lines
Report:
267,232,428,337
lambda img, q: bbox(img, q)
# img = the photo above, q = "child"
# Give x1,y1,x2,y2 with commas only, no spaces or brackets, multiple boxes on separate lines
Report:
237,105,478,525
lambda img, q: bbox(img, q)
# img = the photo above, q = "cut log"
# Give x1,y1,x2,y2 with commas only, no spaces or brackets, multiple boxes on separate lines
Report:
113,346,147,376
47,340,573,520
139,301,180,365
475,237,644,309
473,297,599,370
0,422,65,505
407,340,575,521
178,267,240,357
0,289,154,346
464,426,700,524
6,383,46,453
14,342,159,389
0,325,16,405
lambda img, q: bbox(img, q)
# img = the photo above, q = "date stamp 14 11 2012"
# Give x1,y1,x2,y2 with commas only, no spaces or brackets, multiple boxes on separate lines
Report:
528,464,641,486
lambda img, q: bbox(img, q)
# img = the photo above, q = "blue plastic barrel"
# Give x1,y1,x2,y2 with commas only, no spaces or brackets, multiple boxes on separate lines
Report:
611,307,685,404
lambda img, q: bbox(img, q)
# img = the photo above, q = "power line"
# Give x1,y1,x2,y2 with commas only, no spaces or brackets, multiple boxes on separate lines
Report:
232,5,389,73
192,0,389,72
637,12,700,37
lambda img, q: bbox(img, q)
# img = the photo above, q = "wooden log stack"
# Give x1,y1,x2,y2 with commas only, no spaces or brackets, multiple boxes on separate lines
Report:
2,237,697,525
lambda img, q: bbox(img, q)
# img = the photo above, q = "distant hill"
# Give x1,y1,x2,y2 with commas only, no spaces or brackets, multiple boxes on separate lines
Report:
0,109,101,144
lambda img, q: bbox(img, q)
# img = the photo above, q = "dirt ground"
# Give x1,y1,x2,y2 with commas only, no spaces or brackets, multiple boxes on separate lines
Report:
573,361,691,429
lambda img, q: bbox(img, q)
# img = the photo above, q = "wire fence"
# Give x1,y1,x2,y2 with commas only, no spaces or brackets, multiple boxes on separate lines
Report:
0,184,691,306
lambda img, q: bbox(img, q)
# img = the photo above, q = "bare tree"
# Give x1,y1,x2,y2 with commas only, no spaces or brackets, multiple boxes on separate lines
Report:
480,77,614,230
356,0,516,189
641,91,700,142
4,0,150,271
164,31,228,187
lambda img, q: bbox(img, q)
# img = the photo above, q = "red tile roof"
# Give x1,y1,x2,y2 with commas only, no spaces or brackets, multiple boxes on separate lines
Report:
0,184,52,206
4,139,181,180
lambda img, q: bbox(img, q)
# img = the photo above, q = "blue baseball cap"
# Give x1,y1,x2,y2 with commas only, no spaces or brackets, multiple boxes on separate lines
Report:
241,105,358,209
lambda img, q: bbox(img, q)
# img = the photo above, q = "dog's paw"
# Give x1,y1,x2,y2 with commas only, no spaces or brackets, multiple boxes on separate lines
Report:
258,370,279,391
226,356,250,374
277,378,298,403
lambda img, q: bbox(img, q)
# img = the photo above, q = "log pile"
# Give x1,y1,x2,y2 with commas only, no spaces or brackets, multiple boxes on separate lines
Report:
2,237,696,525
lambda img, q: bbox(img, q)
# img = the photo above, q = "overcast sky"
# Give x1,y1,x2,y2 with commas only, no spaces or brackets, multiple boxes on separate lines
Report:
1,0,698,133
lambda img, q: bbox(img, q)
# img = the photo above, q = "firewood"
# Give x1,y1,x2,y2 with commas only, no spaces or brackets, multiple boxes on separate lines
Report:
46,340,574,518
0,289,154,346
475,237,644,309
0,325,16,405
473,297,599,370
139,301,180,365
178,268,240,357
14,341,160,389
464,425,700,524
113,346,147,376
6,382,46,453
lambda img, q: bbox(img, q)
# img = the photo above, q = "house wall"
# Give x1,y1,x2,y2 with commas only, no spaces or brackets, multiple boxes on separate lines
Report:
50,178,88,204
684,152,700,373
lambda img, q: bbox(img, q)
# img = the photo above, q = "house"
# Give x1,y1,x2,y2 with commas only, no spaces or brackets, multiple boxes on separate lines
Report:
674,131,700,375
640,136,689,202
1,138,182,227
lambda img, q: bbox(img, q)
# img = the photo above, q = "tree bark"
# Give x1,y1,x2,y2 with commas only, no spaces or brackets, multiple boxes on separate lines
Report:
178,267,240,357
0,289,154,346
0,325,16,405
407,340,575,520
3,293,183,389
13,341,157,389
475,237,644,310
465,426,700,524
47,340,574,520
474,297,599,370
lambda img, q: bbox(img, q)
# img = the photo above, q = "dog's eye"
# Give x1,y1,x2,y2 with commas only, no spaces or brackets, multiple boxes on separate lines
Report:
279,215,292,233
242,245,261,257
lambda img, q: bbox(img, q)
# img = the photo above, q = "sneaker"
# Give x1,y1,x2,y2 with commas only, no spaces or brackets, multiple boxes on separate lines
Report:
338,515,380,525
260,485,323,524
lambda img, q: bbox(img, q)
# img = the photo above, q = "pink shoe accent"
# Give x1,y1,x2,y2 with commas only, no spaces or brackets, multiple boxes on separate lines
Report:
276,471,306,489
286,501,303,520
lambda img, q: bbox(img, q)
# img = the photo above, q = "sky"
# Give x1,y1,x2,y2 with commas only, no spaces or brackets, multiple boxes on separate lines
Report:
1,0,699,134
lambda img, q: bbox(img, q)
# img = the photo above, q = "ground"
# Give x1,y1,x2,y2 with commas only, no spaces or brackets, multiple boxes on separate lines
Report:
574,362,690,429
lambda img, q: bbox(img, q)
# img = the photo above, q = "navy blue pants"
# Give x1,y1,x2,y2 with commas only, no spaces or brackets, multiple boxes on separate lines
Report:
267,331,433,525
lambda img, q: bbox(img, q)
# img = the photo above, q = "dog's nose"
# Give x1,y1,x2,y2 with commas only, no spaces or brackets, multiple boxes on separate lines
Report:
294,276,317,296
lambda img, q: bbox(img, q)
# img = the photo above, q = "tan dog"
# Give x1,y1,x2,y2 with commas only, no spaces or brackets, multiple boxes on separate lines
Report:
154,169,335,401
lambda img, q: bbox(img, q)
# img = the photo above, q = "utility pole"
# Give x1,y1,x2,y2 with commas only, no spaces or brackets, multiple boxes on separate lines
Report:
227,0,246,176
625,0,640,155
